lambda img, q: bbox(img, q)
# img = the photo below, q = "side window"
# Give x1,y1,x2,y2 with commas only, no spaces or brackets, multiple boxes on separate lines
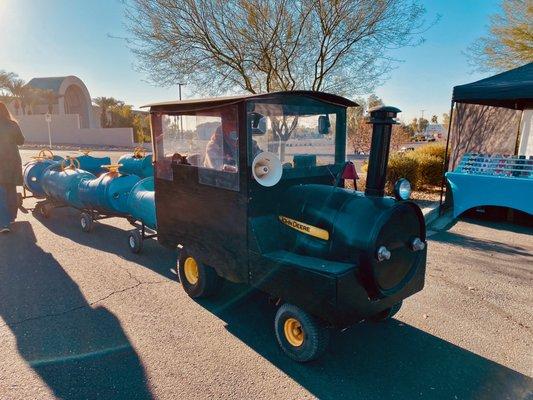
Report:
155,106,239,191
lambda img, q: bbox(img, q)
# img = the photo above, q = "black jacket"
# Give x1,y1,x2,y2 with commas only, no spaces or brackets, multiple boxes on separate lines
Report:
0,119,25,185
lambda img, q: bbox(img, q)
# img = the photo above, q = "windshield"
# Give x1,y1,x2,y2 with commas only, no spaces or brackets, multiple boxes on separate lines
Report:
247,98,345,168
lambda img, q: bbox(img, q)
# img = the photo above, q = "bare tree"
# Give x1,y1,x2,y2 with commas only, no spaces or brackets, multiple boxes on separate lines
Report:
124,0,430,96
466,0,533,72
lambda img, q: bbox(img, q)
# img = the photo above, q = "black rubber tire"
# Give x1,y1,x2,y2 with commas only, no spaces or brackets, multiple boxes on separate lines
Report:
39,203,51,219
274,303,330,362
177,249,222,298
368,301,403,322
128,230,143,254
80,212,94,233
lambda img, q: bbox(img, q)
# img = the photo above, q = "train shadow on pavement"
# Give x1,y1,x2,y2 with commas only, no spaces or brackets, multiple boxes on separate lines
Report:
198,282,533,400
0,221,153,400
32,206,178,280
430,222,533,258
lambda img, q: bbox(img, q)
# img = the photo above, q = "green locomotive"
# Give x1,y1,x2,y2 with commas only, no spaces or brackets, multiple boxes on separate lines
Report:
146,91,426,362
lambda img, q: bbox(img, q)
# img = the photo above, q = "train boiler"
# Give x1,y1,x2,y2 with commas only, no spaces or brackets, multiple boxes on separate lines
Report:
147,92,427,362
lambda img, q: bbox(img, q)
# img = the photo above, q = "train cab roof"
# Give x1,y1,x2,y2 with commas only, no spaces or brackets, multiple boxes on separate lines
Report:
143,91,358,113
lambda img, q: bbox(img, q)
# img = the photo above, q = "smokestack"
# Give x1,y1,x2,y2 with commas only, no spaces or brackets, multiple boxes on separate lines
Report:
365,106,401,197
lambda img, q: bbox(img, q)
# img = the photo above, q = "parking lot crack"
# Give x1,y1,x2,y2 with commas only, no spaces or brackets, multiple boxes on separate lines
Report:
0,279,167,330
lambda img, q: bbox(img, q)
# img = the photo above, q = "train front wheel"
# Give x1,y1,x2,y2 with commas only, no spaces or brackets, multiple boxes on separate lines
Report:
274,303,330,362
177,250,221,298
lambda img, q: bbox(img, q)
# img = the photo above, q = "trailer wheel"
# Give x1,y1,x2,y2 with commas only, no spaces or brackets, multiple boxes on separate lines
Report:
38,203,51,219
80,212,94,233
274,303,330,362
178,250,221,298
128,230,143,254
368,301,403,322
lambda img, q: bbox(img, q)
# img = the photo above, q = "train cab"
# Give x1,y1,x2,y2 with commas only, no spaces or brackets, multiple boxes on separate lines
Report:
147,91,427,362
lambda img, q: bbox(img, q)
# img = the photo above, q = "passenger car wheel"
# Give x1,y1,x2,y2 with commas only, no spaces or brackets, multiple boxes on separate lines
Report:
368,301,403,322
128,229,143,254
80,212,94,233
178,250,221,298
274,303,330,362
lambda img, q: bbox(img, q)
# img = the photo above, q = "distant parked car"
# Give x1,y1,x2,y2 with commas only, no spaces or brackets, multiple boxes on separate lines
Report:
399,146,415,153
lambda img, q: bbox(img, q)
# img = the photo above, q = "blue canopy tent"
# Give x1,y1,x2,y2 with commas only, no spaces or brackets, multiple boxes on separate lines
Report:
440,62,533,211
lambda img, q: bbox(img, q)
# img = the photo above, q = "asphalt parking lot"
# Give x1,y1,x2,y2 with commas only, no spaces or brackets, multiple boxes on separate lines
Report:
0,150,531,399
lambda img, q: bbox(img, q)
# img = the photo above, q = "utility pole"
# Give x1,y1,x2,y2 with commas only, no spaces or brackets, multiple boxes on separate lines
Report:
420,109,426,120
177,83,186,134
177,83,186,101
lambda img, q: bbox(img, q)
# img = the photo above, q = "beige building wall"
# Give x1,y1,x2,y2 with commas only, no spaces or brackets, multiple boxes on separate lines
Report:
17,114,134,147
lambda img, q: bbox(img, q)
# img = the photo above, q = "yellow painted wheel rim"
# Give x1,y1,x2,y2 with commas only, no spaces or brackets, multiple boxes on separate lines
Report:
284,318,304,347
184,257,199,285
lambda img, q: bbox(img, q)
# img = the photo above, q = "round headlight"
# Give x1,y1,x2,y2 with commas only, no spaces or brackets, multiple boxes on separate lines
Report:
394,178,411,201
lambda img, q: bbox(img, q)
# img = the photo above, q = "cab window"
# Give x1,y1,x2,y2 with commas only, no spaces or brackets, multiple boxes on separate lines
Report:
153,105,239,191
247,98,343,169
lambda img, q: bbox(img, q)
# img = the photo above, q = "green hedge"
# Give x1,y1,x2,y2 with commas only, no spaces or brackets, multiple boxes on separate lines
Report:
409,153,442,187
413,143,446,161
386,154,419,190
361,143,445,191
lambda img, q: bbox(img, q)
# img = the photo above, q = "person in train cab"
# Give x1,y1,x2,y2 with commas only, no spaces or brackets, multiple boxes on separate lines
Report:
203,110,239,171
0,102,25,233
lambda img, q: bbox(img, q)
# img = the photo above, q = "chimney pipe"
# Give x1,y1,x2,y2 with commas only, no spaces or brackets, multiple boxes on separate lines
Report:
365,106,401,197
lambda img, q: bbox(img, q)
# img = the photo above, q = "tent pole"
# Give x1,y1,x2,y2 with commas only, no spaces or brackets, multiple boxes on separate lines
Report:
439,100,455,215
514,108,523,155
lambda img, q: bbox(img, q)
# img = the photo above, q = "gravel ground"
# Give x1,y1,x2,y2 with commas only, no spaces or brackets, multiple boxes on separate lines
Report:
0,151,530,400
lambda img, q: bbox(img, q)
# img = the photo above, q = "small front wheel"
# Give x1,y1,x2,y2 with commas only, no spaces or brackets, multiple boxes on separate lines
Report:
368,301,403,322
128,230,143,254
177,250,222,298
80,212,94,233
274,303,330,362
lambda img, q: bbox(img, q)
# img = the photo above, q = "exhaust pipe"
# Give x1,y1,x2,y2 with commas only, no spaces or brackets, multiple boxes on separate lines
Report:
365,106,401,197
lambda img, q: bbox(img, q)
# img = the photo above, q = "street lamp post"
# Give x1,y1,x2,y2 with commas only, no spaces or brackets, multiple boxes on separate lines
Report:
177,83,186,134
45,113,52,149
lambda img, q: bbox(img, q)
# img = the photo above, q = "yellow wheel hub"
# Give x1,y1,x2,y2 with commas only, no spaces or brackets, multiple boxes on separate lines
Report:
183,257,199,285
284,318,305,347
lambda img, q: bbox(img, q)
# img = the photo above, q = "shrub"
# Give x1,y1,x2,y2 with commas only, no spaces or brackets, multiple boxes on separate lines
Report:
408,153,443,187
414,143,446,162
386,154,419,190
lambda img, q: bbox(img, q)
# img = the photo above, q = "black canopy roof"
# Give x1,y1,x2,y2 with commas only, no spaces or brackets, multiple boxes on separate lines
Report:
452,62,533,109
143,90,358,113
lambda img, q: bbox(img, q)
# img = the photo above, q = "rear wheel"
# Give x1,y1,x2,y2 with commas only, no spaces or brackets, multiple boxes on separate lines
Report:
38,203,51,219
128,230,143,254
80,212,94,233
368,301,403,322
177,250,221,298
274,303,330,362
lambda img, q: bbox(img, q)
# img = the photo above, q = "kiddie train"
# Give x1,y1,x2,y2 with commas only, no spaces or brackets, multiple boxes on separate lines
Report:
22,147,156,253
21,91,427,362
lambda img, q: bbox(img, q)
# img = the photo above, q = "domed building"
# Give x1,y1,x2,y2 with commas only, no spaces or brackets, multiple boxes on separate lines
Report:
4,75,135,147
22,75,98,128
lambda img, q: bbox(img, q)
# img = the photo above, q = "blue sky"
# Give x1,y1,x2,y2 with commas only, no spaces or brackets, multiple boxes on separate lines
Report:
0,0,501,122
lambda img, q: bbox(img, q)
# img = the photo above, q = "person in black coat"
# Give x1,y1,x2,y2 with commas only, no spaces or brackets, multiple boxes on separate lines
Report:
0,102,25,233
